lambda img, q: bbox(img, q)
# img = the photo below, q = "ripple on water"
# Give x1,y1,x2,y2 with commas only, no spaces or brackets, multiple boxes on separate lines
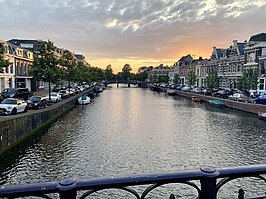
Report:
0,88,265,198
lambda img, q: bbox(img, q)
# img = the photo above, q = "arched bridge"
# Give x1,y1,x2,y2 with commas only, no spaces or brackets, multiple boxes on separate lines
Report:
105,80,148,88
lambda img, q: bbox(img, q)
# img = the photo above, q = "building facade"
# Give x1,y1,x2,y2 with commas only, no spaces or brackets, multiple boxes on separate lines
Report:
244,33,266,90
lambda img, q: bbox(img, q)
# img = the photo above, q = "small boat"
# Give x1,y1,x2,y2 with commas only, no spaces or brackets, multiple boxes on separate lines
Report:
258,112,266,121
192,96,201,102
78,96,91,105
208,99,225,108
166,89,176,95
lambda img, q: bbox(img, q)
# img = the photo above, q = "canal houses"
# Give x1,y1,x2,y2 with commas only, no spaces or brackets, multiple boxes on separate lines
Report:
244,33,266,90
213,40,246,89
149,64,171,83
0,40,34,92
176,54,193,85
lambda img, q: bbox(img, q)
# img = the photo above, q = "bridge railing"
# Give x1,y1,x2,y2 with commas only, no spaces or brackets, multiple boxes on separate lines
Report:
0,164,265,199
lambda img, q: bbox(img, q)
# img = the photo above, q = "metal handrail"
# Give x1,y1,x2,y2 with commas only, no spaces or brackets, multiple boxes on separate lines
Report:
0,164,265,199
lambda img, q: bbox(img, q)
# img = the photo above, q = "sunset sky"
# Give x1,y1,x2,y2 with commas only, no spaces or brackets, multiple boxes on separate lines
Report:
1,0,266,73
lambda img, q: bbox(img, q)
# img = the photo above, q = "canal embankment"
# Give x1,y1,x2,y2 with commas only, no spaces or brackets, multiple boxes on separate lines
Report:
176,91,266,114
0,87,95,154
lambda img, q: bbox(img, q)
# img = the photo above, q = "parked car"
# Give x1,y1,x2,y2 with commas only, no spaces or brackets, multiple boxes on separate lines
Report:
0,93,3,102
181,86,191,92
201,88,212,96
1,88,31,100
68,88,76,96
228,93,248,102
0,98,28,115
26,96,48,109
191,87,202,94
45,92,61,103
176,85,183,91
212,89,233,98
58,90,70,99
253,94,266,104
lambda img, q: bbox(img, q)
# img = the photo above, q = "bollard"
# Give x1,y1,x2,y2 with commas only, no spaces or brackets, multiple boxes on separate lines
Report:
238,188,245,199
58,178,77,199
169,193,176,199
200,167,220,199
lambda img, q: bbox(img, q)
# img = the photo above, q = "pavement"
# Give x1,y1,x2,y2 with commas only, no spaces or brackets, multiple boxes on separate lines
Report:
32,88,49,97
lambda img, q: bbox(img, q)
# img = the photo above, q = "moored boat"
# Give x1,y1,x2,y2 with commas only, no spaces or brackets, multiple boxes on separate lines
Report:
78,96,91,105
192,96,201,102
209,99,225,108
258,112,266,120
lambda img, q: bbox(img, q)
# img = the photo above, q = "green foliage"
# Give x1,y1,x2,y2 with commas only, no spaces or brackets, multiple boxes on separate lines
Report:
206,70,219,89
59,51,78,90
173,73,181,85
149,75,158,83
0,47,11,73
29,40,60,83
121,64,132,80
105,64,114,81
137,71,148,81
238,69,258,91
187,70,197,86
158,75,169,83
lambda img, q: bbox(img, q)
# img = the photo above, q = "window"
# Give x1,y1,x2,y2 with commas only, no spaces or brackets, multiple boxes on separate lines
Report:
259,79,264,90
260,61,265,75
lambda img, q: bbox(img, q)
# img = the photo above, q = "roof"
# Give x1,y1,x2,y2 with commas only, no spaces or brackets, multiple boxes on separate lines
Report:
237,43,245,55
216,48,223,59
249,33,266,42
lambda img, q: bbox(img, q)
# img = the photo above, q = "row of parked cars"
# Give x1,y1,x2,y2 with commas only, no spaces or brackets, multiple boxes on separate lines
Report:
176,85,266,104
0,84,94,116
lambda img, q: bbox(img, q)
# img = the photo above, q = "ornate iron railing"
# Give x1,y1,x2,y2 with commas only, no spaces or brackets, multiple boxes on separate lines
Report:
0,164,265,199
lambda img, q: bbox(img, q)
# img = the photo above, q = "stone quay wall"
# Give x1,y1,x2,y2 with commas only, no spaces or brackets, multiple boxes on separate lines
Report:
0,88,94,153
176,91,266,114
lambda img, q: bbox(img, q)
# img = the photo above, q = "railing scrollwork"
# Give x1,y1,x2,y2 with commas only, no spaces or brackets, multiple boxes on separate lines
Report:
0,164,265,199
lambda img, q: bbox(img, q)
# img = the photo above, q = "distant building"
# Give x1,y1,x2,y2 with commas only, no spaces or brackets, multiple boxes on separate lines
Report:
149,64,171,82
213,40,246,89
175,54,193,85
244,33,266,90
7,39,43,52
0,40,35,91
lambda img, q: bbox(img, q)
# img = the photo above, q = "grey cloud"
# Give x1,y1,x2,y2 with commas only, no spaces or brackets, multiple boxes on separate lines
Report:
1,0,266,61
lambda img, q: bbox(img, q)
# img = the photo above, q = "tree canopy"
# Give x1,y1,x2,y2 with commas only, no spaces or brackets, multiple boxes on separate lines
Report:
238,69,258,91
206,70,219,89
30,40,61,84
187,70,197,86
173,73,181,85
105,64,114,81
0,47,11,73
121,64,132,80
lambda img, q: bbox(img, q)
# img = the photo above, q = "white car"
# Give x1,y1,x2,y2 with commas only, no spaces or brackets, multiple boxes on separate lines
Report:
0,98,28,115
45,92,61,103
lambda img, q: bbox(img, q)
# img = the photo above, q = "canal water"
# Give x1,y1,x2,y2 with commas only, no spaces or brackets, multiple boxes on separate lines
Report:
0,86,265,198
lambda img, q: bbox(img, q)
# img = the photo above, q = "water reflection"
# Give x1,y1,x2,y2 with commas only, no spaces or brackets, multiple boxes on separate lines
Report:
0,87,265,197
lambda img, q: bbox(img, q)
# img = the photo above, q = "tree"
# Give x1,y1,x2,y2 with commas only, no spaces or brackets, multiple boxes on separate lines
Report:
59,51,77,93
206,70,219,89
238,69,258,91
173,73,181,85
122,64,132,80
0,47,10,73
187,70,197,86
105,64,113,81
29,40,59,102
137,71,148,81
